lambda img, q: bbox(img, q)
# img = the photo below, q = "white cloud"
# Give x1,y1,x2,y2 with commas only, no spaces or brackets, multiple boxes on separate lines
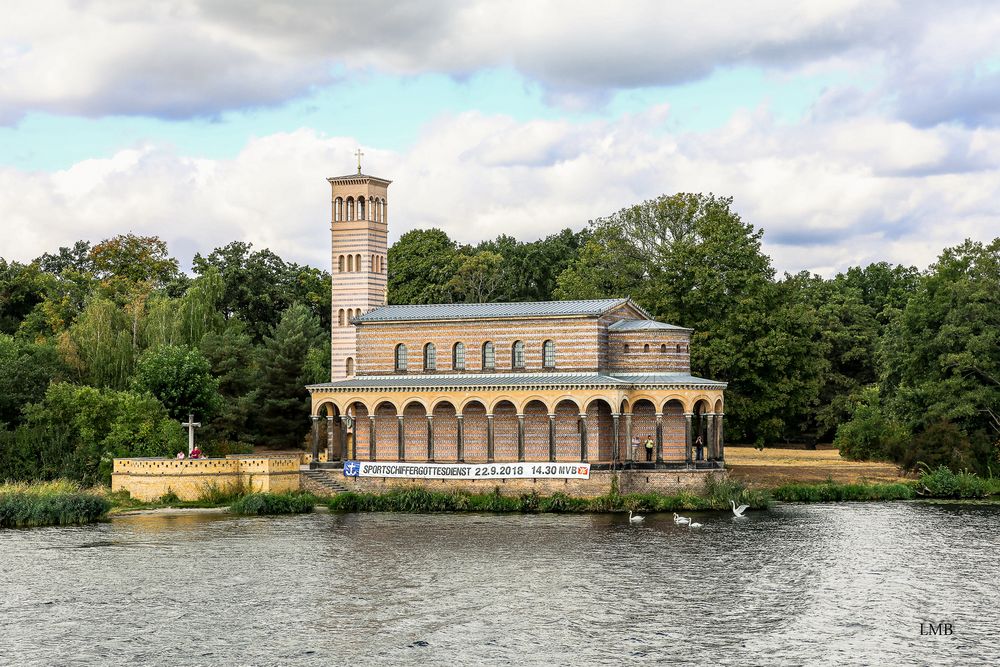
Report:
1,109,998,276
1,1,997,124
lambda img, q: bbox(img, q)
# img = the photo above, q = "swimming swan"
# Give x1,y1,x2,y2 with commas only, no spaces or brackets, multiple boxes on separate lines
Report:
629,510,645,523
673,513,690,525
731,500,749,517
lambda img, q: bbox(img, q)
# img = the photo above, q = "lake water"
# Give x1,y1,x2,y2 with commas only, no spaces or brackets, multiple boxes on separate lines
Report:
1,502,998,666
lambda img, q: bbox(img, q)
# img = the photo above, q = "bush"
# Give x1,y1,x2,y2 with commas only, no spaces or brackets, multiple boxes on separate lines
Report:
771,480,914,502
835,387,909,461
230,492,316,515
0,482,111,528
917,465,998,499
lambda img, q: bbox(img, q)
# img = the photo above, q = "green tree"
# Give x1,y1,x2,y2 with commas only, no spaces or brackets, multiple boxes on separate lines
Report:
200,321,259,445
16,382,183,484
557,193,821,444
387,229,460,304
89,234,180,301
255,304,324,448
0,259,50,335
132,344,221,422
192,241,331,342
878,238,1000,471
447,251,504,303
0,335,67,427
476,228,588,302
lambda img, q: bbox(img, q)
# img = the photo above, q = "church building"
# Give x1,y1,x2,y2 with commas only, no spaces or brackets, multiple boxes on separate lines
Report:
307,166,726,471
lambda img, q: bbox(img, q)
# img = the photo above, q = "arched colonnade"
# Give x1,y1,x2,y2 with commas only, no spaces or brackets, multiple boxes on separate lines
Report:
309,392,725,467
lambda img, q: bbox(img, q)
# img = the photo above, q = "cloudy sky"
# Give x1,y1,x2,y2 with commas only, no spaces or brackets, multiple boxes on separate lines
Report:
2,0,999,275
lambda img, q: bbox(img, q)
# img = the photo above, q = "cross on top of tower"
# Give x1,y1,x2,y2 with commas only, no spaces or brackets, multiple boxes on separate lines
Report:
355,148,364,174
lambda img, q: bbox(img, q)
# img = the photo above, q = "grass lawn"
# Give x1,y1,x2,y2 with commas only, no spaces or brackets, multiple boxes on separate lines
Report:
726,445,909,487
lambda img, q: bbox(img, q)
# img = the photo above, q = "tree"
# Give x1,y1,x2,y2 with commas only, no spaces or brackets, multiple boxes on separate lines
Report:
200,321,259,445
0,259,49,335
877,238,1000,472
387,229,460,304
447,251,504,303
192,241,331,342
255,304,324,448
89,234,180,300
556,193,820,444
132,345,220,422
0,335,67,427
16,382,183,484
476,228,588,302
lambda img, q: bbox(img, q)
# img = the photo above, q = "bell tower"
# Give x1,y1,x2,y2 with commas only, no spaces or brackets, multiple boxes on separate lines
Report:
328,153,390,380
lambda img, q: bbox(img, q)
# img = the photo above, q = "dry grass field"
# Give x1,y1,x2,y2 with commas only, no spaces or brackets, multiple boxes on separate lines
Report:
726,445,909,487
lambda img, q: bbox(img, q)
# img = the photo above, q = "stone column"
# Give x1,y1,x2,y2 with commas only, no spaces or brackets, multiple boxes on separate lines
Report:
624,412,633,462
327,415,336,460
517,414,525,462
310,415,320,467
457,415,465,462
338,415,348,461
578,414,588,462
397,415,405,462
548,414,556,462
612,413,621,465
655,412,664,464
368,416,376,461
718,413,725,461
427,415,434,462
706,413,716,460
684,413,693,466
486,414,494,463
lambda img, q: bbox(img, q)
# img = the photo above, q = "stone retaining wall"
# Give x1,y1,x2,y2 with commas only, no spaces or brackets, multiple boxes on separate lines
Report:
112,455,301,501
318,468,726,498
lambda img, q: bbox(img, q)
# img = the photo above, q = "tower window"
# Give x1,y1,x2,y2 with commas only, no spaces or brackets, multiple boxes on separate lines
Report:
395,344,408,372
512,340,525,369
356,254,362,271
623,344,629,354
424,343,437,371
543,340,555,368
338,255,345,272
358,197,365,220
453,342,465,370
347,255,354,272
643,344,649,353
346,357,355,376
482,342,495,370
338,309,345,327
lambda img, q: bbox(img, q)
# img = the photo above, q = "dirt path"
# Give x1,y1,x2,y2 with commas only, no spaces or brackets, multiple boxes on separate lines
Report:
726,446,908,487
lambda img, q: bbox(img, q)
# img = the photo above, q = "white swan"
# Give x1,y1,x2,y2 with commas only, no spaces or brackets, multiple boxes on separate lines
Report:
673,512,690,525
688,521,703,529
629,510,644,523
731,500,749,517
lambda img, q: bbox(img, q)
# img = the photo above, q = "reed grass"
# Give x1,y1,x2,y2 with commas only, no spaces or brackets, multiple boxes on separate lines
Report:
770,480,915,502
0,480,111,528
229,492,317,515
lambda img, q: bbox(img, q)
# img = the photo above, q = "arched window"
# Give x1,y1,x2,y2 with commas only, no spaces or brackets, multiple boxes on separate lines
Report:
347,255,354,272
543,340,555,368
381,198,387,223
395,344,408,372
338,255,345,272
453,342,465,370
356,254,362,271
623,344,630,354
676,344,682,353
482,342,495,370
338,309,345,326
335,197,343,221
660,344,667,353
346,357,355,376
346,197,354,221
358,197,365,220
512,340,525,369
643,344,650,353
424,343,437,371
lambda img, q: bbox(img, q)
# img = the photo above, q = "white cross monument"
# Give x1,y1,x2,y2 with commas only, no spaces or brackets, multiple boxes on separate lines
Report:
181,413,201,455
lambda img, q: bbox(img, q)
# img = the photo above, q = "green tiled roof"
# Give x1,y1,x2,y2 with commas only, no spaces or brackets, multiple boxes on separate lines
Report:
308,372,725,391
353,298,639,323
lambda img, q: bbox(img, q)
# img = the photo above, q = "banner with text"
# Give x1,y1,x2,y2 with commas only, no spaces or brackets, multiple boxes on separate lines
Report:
343,460,590,480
